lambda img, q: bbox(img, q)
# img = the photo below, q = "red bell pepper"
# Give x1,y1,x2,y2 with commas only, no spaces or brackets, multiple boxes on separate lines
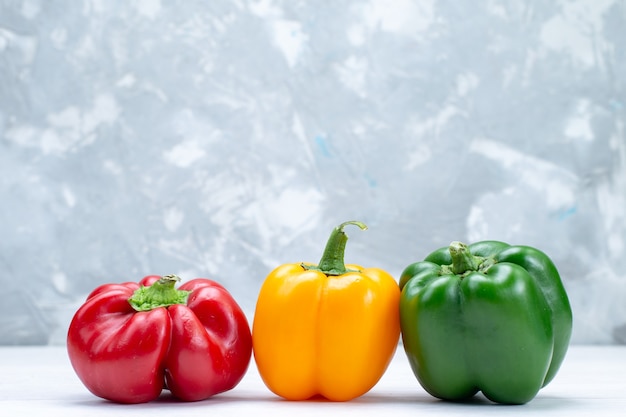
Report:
67,274,252,403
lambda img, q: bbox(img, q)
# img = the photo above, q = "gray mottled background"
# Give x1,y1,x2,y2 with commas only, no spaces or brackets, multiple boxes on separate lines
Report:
1,0,625,345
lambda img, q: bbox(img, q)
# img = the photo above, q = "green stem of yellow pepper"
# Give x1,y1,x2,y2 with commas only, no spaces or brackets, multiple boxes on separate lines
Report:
303,221,367,276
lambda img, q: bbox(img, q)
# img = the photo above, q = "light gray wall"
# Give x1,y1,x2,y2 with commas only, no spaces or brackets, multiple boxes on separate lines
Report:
1,0,625,345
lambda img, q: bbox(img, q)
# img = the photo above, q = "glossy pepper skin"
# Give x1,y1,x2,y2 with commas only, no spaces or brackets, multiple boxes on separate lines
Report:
399,241,573,405
252,221,400,401
67,275,252,404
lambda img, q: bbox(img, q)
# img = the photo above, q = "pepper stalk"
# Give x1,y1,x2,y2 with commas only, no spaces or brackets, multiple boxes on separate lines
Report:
446,241,496,276
128,274,191,311
303,221,367,276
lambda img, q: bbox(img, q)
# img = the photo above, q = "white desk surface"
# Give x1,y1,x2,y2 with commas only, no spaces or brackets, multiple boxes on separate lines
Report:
1,345,624,416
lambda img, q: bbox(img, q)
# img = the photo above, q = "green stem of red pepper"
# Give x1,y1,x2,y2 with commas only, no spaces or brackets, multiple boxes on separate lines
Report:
128,274,190,311
303,221,367,276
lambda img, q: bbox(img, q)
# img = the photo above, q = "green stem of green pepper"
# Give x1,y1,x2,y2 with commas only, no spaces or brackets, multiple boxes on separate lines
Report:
303,221,367,276
449,241,481,274
128,274,191,311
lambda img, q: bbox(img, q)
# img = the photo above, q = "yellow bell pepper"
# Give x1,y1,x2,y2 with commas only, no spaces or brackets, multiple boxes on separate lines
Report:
252,221,400,401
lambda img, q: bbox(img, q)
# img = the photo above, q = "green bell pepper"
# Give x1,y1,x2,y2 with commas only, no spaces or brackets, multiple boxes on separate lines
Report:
399,241,573,404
